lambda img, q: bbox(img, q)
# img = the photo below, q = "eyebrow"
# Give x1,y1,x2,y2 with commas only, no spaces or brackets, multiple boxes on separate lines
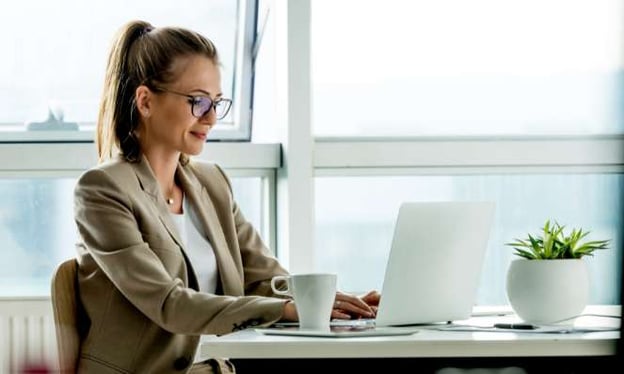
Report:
189,88,223,98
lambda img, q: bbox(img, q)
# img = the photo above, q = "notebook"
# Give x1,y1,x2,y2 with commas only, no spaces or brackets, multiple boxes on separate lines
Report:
264,201,495,336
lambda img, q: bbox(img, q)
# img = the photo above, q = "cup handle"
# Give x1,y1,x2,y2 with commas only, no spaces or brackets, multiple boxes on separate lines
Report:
271,275,290,296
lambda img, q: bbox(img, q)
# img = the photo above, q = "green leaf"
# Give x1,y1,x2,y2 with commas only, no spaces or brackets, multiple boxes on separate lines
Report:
506,220,610,260
514,248,538,260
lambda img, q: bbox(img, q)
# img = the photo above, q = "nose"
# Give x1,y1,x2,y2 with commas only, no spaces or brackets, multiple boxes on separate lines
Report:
198,106,217,125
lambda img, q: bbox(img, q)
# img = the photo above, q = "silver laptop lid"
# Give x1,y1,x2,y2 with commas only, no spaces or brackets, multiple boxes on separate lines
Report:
375,201,495,326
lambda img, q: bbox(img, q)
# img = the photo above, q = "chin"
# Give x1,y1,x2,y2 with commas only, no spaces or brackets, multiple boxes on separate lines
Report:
186,149,203,156
185,145,205,156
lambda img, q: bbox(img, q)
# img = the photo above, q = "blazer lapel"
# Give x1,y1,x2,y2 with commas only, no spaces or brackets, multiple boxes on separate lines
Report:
130,156,185,251
177,164,244,296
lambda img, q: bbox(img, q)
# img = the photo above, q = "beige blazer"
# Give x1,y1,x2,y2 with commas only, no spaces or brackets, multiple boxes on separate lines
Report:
74,155,289,373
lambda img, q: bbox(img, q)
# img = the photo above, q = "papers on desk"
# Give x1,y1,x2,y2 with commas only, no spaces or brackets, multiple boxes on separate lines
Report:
431,324,620,334
428,308,621,334
256,326,420,338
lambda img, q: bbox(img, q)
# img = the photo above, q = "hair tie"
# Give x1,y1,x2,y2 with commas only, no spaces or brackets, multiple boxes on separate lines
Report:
141,26,153,36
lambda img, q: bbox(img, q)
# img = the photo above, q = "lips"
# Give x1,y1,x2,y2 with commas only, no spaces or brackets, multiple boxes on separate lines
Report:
190,131,207,140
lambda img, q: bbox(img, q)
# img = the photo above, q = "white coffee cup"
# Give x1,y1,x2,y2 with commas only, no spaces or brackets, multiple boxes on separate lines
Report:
271,273,337,330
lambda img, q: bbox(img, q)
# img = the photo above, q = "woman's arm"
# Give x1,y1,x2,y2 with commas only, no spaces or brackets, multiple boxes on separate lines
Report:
75,167,287,335
210,164,290,297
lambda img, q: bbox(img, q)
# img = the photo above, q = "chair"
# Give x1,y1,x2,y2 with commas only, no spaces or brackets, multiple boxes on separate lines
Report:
51,259,88,373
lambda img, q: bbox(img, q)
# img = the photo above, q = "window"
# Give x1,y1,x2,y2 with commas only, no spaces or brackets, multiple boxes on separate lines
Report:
315,174,623,305
0,0,256,141
0,173,273,296
311,0,623,137
0,0,279,297
309,0,624,306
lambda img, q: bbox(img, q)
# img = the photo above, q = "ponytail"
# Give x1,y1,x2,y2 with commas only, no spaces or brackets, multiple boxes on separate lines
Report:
95,20,218,163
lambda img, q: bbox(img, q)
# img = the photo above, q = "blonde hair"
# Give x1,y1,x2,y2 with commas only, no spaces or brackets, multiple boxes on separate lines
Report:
96,20,219,164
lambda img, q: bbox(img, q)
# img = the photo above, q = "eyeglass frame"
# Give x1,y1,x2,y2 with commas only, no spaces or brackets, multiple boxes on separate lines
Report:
150,86,233,120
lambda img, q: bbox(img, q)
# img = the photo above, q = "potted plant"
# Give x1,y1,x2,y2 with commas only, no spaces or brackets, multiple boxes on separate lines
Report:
505,220,610,325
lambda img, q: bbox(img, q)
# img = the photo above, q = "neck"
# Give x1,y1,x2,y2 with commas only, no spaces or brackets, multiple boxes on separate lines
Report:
143,150,180,204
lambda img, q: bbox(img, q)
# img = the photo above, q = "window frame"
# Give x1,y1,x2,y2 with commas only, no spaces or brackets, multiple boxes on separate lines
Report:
314,135,624,174
0,0,258,142
270,1,624,280
0,142,281,252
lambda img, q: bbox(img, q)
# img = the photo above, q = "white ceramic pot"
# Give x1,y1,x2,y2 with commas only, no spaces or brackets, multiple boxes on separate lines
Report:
506,259,589,325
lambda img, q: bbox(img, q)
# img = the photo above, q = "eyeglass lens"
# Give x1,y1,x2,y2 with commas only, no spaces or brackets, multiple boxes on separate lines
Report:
192,97,231,120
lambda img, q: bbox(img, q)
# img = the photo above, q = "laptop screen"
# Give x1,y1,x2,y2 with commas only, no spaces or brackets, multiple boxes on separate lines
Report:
375,201,495,326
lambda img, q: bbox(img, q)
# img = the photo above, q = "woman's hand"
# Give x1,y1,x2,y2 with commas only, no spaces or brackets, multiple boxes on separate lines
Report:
331,290,380,320
281,299,299,321
360,290,381,314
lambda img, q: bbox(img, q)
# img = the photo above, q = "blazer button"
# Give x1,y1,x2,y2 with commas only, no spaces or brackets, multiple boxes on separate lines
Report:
174,357,190,371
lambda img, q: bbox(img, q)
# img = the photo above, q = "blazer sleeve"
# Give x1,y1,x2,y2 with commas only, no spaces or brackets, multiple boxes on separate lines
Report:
74,167,287,335
211,164,291,297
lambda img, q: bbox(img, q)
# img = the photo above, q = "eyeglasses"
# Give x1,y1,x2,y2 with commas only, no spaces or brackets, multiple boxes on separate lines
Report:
152,86,232,120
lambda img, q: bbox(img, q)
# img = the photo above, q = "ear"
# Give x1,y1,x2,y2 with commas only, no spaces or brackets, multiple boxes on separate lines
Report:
135,85,152,117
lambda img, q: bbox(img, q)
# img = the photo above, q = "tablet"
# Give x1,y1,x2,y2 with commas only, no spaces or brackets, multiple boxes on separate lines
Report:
273,318,376,328
255,325,419,338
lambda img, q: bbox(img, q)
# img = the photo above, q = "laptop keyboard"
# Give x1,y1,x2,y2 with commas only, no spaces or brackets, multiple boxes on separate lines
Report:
330,318,376,327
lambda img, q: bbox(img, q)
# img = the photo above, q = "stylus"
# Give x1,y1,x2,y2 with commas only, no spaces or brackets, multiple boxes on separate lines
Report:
493,323,536,330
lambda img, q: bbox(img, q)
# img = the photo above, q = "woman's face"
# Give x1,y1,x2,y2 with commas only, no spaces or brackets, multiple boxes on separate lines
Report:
139,54,222,157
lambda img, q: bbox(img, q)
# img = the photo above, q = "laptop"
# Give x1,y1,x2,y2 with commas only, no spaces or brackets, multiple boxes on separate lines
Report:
260,201,495,337
373,201,495,326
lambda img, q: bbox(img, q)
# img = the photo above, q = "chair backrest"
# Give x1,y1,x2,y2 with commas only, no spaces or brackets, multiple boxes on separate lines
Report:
51,259,88,373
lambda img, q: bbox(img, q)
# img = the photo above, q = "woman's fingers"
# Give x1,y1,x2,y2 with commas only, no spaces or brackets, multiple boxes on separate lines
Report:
360,290,381,306
331,308,351,320
332,292,376,318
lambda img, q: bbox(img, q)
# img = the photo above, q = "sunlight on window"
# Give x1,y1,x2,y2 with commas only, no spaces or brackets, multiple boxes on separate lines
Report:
315,174,623,305
0,0,237,128
312,0,624,136
0,176,265,296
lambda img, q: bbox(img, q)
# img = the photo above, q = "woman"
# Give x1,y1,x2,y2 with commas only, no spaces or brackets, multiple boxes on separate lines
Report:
74,20,379,373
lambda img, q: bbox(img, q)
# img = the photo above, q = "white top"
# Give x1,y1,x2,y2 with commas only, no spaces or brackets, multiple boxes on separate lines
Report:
170,197,219,294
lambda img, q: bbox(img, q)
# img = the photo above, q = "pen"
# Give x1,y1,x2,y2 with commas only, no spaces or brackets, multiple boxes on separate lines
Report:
494,323,536,330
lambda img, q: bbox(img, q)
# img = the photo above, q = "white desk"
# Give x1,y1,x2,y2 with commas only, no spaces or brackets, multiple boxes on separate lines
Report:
199,306,620,361
200,328,618,359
